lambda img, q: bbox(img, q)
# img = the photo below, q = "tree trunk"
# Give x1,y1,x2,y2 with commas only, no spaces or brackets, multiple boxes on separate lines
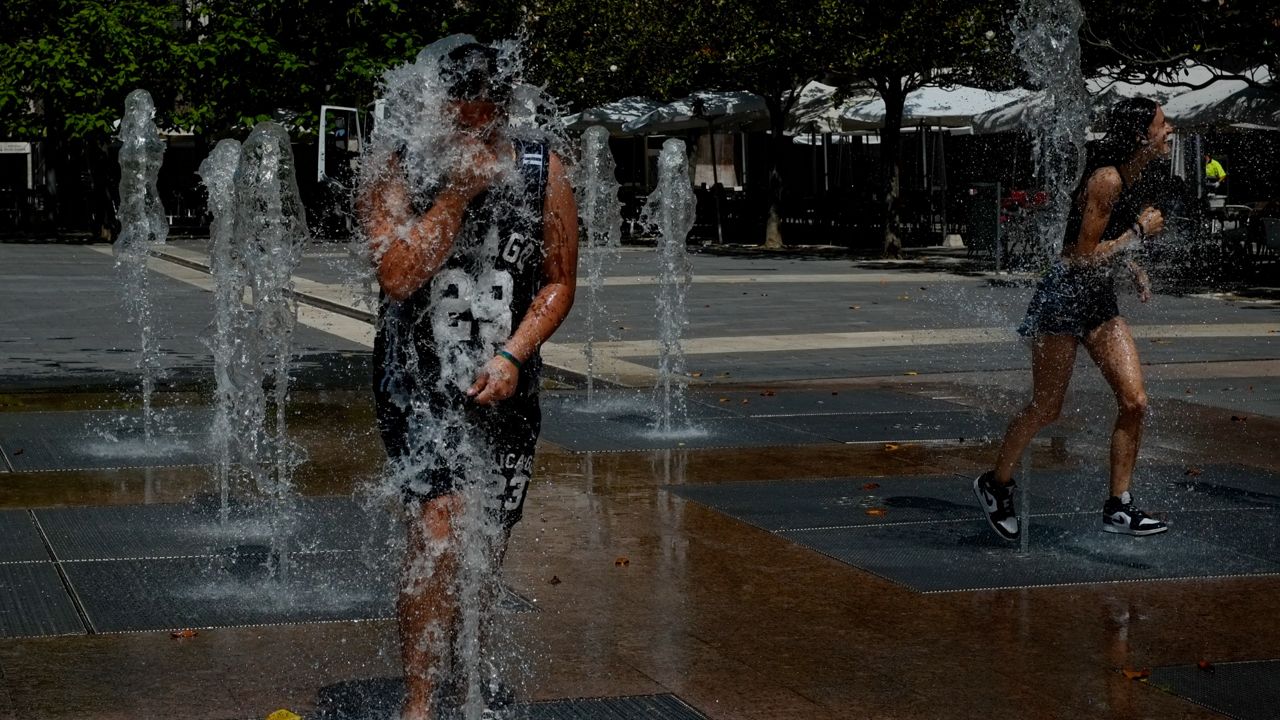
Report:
878,77,906,258
763,97,785,250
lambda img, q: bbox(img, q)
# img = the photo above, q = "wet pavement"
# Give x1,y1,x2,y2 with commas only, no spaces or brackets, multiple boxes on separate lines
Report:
0,240,1278,719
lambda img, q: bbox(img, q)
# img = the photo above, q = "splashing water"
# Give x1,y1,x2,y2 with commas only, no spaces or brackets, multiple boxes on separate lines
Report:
356,34,568,719
231,121,310,579
114,89,168,441
198,139,244,522
643,139,696,435
1012,0,1090,259
575,126,623,406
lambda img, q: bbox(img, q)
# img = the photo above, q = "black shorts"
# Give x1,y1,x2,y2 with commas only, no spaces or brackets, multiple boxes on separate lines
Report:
1018,262,1119,339
375,386,541,531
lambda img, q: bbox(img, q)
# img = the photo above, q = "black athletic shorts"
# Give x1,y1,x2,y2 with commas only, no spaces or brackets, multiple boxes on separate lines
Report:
375,387,541,531
1018,262,1119,339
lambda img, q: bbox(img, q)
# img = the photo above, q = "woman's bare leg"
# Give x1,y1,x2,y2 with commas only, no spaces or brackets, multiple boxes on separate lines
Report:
1083,317,1148,498
993,334,1079,483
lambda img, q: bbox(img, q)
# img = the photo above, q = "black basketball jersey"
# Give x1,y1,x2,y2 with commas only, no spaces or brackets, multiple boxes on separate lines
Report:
374,139,550,405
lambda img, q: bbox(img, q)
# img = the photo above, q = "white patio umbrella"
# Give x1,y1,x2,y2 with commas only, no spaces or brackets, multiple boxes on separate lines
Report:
1162,67,1276,129
561,97,663,135
620,90,769,135
973,61,1220,134
786,82,877,134
839,85,1031,131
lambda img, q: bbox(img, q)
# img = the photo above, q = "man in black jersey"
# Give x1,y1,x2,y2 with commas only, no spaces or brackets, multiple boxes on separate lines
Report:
359,40,577,720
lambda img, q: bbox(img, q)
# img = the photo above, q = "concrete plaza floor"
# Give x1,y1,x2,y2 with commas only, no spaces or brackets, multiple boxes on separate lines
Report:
0,240,1278,719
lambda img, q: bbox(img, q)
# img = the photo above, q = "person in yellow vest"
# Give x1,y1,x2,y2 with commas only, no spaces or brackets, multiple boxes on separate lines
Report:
1204,152,1227,194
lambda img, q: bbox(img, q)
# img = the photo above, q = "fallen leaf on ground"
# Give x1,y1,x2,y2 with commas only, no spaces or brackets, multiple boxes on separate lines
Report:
266,711,302,720
865,508,888,517
862,482,880,490
904,371,919,376
718,371,732,377
1121,667,1151,681
849,305,861,310
548,575,562,585
831,391,839,396
718,398,729,403
761,390,776,397
883,444,900,451
170,629,199,639
1184,467,1202,477
614,557,630,567
689,371,703,378
1197,660,1214,671
898,295,911,300
13,448,23,455
1231,415,1248,423
741,399,750,404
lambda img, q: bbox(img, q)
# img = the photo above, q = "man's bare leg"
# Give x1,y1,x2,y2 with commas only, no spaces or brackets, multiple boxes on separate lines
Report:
399,493,462,720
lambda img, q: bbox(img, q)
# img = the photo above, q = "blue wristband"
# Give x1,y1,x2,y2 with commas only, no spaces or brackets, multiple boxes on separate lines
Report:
496,349,522,370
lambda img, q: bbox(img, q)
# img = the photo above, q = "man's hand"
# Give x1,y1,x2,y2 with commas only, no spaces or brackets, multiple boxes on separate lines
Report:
448,138,502,202
467,354,519,405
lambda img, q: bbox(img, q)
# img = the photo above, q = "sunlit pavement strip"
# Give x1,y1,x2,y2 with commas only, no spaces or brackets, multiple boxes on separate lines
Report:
100,245,1280,387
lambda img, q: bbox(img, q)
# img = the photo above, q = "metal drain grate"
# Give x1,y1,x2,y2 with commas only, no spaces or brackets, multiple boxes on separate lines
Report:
311,682,708,720
1150,659,1280,720
670,465,1280,593
0,563,86,638
0,408,216,472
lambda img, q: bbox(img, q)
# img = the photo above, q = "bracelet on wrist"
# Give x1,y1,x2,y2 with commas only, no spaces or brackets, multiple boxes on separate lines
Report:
496,349,522,370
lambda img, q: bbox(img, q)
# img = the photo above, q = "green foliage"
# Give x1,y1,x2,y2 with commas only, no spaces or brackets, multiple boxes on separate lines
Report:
0,0,189,141
1079,0,1280,82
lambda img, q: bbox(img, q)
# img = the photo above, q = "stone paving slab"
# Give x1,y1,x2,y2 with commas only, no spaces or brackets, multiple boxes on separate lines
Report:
0,564,85,638
771,410,1001,445
0,408,215,472
689,388,970,417
33,497,391,561
540,390,736,421
542,416,829,453
0,511,48,563
1149,659,1280,720
1151,376,1280,418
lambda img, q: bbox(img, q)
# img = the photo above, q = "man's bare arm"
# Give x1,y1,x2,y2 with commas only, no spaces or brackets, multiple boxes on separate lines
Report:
359,152,491,302
469,152,578,405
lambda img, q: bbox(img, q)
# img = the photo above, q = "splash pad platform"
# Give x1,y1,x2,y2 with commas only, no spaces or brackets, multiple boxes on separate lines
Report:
669,464,1280,593
311,681,709,720
1149,659,1280,720
0,407,216,472
0,497,535,637
540,388,999,452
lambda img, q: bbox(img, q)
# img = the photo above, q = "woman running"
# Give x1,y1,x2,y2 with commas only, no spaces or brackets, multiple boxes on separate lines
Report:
975,97,1174,541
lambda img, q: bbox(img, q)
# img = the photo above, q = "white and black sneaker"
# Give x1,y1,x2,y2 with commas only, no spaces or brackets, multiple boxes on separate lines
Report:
1102,492,1168,536
973,470,1019,542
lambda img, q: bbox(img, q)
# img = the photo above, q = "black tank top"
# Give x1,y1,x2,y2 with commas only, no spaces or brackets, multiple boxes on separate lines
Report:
374,139,550,402
1062,168,1146,254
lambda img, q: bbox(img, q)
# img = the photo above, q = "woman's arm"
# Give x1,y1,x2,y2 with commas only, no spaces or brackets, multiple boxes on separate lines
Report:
1068,167,1162,268
468,151,579,405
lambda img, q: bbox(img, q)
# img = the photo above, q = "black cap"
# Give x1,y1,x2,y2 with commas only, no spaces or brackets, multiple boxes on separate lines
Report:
442,42,509,104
